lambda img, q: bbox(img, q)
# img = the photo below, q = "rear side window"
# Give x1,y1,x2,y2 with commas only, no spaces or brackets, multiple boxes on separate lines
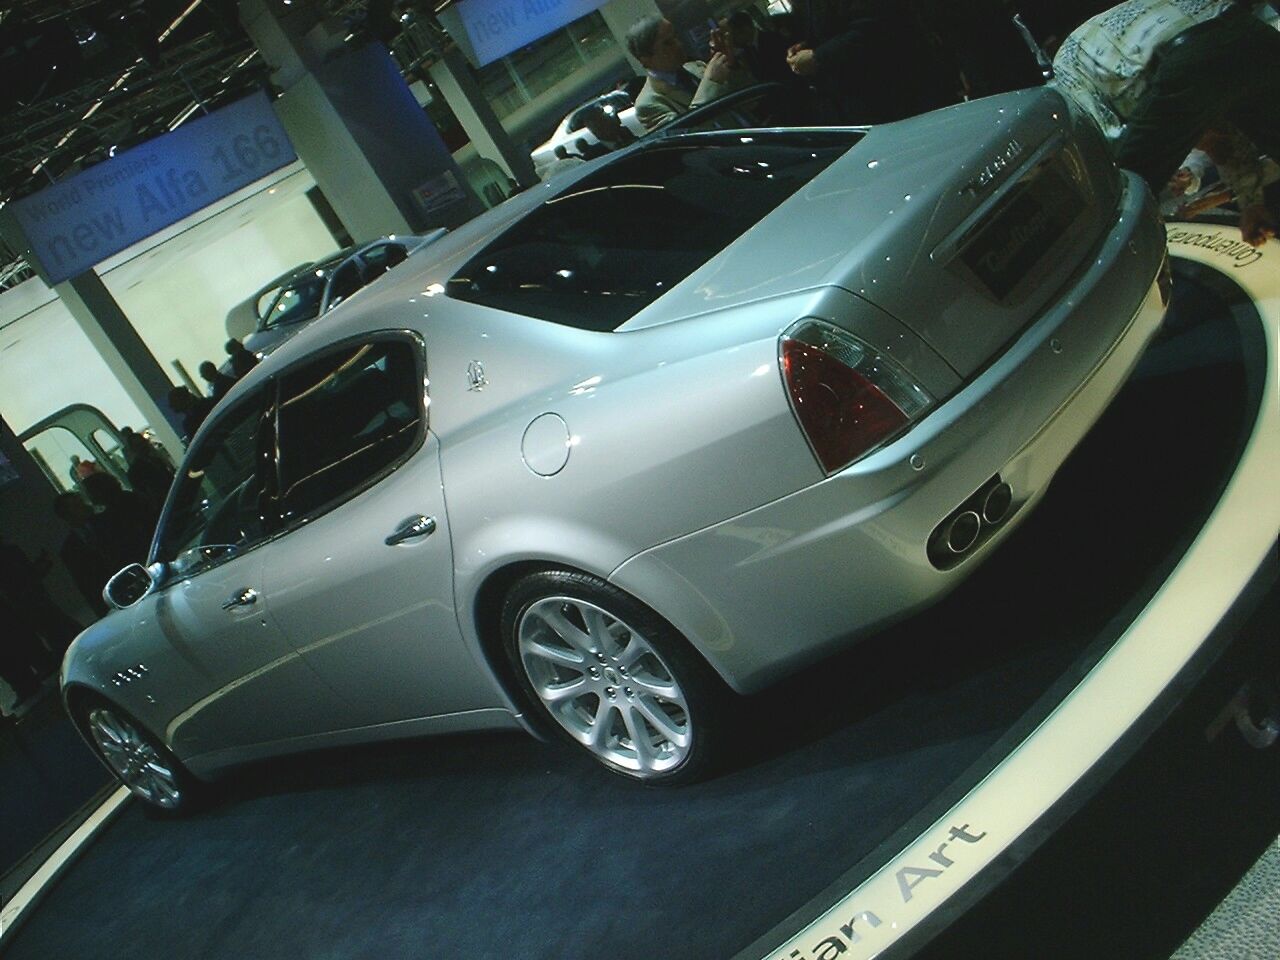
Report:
445,131,858,330
325,260,363,310
566,107,590,133
361,242,407,282
275,339,424,523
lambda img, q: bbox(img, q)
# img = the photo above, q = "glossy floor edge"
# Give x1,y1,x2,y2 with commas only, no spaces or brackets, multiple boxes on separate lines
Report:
0,786,130,945
749,229,1279,960
1172,837,1280,959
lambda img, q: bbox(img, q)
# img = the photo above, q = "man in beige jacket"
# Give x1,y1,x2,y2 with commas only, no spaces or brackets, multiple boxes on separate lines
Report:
625,16,747,132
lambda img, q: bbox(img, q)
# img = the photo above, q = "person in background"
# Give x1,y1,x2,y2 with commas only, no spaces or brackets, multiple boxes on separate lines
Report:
120,427,175,514
721,10,795,87
1053,0,1279,245
785,0,957,124
52,491,114,617
0,535,82,687
0,589,50,705
199,360,236,402
80,473,157,572
73,457,101,482
225,338,260,380
169,385,213,442
626,15,748,132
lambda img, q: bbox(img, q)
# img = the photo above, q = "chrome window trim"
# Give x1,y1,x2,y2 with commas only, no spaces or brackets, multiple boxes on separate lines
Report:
148,386,278,587
148,330,428,590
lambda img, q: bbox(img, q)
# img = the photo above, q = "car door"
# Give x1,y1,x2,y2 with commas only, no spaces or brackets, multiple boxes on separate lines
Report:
258,334,499,731
146,387,344,758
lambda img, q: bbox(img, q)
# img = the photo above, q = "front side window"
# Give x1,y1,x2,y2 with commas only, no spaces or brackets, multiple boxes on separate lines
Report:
154,392,273,571
255,286,283,322
263,275,327,329
275,339,424,524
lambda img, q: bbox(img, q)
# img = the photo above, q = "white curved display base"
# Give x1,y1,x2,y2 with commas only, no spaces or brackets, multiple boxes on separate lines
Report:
754,225,1278,960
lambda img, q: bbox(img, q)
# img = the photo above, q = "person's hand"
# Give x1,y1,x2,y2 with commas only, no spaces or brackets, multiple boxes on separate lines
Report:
1240,203,1276,247
787,47,817,76
705,51,732,84
787,42,808,57
1167,168,1195,196
708,27,736,67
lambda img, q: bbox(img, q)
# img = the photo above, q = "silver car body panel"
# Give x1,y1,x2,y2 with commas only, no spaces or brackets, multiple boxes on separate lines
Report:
613,174,1166,690
63,87,1169,777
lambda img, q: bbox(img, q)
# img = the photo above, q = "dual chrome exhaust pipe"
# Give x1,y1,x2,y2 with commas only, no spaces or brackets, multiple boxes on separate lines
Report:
930,479,1014,568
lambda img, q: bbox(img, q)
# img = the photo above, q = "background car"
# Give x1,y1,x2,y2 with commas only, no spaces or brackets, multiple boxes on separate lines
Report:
63,87,1168,812
226,233,444,360
529,89,646,177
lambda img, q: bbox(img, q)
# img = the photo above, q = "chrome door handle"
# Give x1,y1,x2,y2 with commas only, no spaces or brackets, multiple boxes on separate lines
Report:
221,588,259,611
385,515,437,546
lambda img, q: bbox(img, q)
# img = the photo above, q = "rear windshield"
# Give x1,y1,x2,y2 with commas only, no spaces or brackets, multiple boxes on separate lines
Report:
445,131,861,331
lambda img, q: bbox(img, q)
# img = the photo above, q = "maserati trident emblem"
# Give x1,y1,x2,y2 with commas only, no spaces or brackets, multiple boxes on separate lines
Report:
466,360,488,391
964,139,1024,196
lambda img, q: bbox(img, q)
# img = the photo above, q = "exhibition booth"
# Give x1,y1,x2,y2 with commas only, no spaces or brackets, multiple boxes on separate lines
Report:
0,1,1277,958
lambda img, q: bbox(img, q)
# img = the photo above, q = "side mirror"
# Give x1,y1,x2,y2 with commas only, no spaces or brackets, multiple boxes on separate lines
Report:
103,563,158,610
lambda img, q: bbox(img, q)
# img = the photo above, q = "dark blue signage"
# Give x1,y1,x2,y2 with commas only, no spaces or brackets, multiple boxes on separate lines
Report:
440,0,609,67
10,92,297,284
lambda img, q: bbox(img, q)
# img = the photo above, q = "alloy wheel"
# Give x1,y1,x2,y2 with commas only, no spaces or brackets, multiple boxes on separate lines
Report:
517,596,692,776
87,707,184,809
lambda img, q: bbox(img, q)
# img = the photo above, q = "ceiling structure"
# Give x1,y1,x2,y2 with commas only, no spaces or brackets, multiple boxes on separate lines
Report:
0,1,442,204
3,1,261,204
0,0,444,282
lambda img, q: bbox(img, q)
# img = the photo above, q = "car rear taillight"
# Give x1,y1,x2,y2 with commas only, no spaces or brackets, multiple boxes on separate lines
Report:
780,320,933,473
1157,251,1173,307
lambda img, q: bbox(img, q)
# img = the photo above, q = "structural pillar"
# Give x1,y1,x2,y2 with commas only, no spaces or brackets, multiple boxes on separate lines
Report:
53,272,185,461
427,46,538,188
240,0,481,238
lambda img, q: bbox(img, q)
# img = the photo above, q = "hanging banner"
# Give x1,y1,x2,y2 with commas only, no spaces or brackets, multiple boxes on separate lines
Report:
5,91,297,285
439,0,609,68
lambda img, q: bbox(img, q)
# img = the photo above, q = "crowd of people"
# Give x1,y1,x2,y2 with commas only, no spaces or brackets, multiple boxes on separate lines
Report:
552,0,1277,247
168,337,260,442
2,334,265,711
0,429,175,711
2,335,266,712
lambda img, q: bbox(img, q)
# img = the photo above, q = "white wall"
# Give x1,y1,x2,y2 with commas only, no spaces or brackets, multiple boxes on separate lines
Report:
0,168,338,439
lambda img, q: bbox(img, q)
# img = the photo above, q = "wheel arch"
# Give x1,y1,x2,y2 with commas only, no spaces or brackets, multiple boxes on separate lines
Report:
469,559,597,740
63,683,108,743
467,552,746,739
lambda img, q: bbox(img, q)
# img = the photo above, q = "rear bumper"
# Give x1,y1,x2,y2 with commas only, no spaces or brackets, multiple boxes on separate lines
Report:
611,172,1168,693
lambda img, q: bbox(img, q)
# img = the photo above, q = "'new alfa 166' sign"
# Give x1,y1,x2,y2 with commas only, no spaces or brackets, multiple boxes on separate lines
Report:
7,92,296,285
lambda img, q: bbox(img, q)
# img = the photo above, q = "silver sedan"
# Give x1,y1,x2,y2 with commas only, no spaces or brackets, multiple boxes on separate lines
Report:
63,87,1169,810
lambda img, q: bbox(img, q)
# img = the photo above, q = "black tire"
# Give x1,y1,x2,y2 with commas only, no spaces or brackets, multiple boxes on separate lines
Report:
500,569,732,785
75,696,204,816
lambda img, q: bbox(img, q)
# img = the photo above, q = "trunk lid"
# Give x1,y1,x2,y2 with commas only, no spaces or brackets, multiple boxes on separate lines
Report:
625,88,1120,379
